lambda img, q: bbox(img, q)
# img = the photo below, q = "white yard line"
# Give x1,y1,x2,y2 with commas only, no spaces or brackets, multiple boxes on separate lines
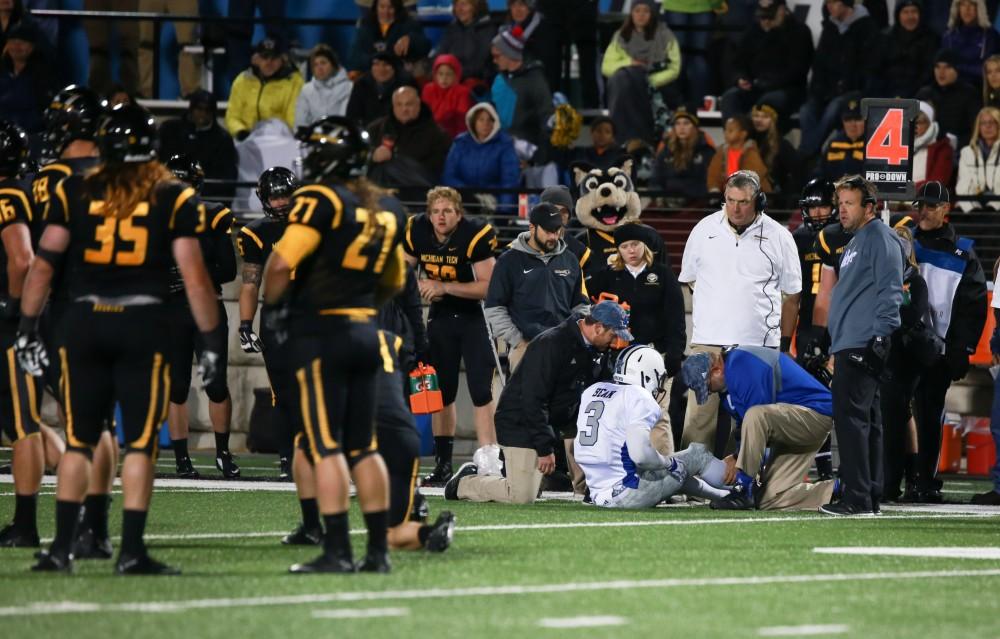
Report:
815,547,1000,560
311,607,410,620
2,569,1000,617
537,615,627,628
757,624,849,636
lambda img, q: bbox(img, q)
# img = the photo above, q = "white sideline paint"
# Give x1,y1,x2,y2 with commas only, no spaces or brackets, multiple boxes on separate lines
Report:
2,569,1000,618
814,547,1000,560
537,616,626,628
757,624,849,636
311,607,410,620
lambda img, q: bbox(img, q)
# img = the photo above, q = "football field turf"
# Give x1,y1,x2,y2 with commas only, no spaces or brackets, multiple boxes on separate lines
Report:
1,452,998,639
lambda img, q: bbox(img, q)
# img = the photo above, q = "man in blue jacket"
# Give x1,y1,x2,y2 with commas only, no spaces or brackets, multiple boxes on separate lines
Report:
681,346,836,511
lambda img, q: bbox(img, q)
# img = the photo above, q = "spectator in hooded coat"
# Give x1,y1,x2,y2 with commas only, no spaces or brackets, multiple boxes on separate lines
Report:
349,0,430,72
294,44,352,129
941,0,998,86
159,89,239,201
911,100,955,190
917,47,982,148
422,54,474,138
442,102,521,212
0,21,55,132
876,0,940,99
434,0,497,84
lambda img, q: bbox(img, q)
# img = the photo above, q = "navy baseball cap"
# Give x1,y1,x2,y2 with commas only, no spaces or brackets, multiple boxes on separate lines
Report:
589,301,633,342
680,352,712,405
528,202,564,232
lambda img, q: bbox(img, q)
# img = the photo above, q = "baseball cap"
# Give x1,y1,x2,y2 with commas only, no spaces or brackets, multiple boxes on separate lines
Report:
253,38,285,58
589,301,633,342
528,202,564,232
680,352,712,405
840,98,862,121
539,185,574,211
914,181,950,205
756,0,786,18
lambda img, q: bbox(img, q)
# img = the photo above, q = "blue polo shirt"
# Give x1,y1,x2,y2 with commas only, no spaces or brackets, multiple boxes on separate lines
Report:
721,346,832,424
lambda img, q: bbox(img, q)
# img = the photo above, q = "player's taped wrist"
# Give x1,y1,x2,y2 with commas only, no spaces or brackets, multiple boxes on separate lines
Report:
239,320,253,332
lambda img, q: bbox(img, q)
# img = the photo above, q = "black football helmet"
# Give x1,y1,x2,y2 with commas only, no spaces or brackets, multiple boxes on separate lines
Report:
97,103,157,165
43,85,107,158
256,166,299,219
166,154,205,192
296,116,370,181
799,178,836,231
0,121,30,178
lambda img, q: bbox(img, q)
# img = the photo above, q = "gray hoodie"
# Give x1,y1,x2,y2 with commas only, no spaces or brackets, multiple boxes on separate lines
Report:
484,232,590,346
828,218,904,352
294,68,352,129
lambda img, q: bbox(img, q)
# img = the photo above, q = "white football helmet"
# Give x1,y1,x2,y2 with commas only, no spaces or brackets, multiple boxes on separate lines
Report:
613,345,666,399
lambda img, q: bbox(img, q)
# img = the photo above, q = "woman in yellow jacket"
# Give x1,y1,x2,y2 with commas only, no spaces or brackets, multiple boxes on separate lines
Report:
601,0,681,145
225,39,305,140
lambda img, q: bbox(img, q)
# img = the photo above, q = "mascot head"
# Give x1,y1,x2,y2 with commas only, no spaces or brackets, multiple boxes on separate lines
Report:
572,157,642,232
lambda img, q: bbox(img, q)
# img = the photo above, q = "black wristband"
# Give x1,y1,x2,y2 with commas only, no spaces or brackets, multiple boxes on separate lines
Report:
239,320,253,331
201,327,225,354
17,314,38,334
779,336,791,353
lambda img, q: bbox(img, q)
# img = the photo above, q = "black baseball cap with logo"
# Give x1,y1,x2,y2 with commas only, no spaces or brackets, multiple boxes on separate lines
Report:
528,202,564,232
913,181,950,206
756,0,786,18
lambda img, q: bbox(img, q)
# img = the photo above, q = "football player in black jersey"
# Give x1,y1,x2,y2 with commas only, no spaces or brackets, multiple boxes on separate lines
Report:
263,115,407,574
403,186,498,486
19,104,222,575
238,166,299,480
166,155,239,479
0,121,48,547
33,85,121,559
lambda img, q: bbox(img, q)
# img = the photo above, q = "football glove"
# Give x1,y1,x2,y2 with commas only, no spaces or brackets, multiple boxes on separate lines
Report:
14,330,47,377
198,329,224,388
239,320,262,353
261,303,290,348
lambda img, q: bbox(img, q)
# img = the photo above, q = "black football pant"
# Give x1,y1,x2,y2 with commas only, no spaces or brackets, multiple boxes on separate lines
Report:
912,356,951,492
832,350,884,510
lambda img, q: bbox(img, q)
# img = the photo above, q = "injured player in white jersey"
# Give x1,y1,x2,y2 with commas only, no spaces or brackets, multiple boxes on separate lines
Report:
574,345,729,508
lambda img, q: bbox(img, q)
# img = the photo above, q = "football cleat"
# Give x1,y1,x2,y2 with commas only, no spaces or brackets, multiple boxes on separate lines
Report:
423,512,455,553
72,527,113,559
289,554,356,574
115,553,181,575
278,456,291,481
175,456,200,479
971,490,1000,505
444,463,477,501
0,523,40,548
356,551,391,573
215,451,241,479
31,549,73,572
710,490,755,510
421,461,453,487
818,501,876,517
282,523,323,546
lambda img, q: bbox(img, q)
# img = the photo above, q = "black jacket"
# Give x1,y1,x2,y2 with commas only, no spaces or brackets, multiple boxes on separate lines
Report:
734,16,813,94
159,117,238,201
809,8,879,100
915,80,982,148
345,64,415,129
376,267,429,364
494,316,609,455
367,103,453,181
652,132,715,199
435,14,497,81
587,263,686,371
876,13,939,99
914,222,988,356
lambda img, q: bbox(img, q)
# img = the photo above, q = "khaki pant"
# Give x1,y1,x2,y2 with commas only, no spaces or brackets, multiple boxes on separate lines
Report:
507,340,528,373
138,0,201,98
738,403,836,511
651,375,675,457
564,438,586,495
458,446,542,504
84,0,140,96
681,344,725,449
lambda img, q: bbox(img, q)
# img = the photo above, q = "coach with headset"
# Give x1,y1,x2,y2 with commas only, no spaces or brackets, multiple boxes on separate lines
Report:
678,170,802,455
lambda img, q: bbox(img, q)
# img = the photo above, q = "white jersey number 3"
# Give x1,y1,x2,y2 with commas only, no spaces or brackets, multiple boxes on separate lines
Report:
579,400,605,446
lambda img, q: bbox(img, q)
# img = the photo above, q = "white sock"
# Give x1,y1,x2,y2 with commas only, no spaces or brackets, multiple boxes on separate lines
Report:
681,476,729,500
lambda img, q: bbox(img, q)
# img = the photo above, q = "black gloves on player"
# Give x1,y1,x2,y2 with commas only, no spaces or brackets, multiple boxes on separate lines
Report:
239,320,263,353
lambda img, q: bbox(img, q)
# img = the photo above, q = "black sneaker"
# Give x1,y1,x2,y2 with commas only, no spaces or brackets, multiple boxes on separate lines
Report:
818,501,875,517
281,523,323,546
115,552,181,575
356,551,391,573
917,488,945,504
421,461,453,487
0,523,40,548
971,490,1000,505
175,456,200,479
72,526,113,559
424,512,455,553
278,456,291,481
582,487,593,505
31,548,73,572
289,554,356,574
710,490,755,510
872,500,882,516
444,462,477,501
215,451,241,479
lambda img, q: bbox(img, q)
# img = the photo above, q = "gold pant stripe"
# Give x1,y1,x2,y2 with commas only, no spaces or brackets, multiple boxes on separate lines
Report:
25,371,41,425
296,368,321,464
134,353,163,450
159,362,171,427
403,457,419,524
348,434,378,458
59,348,85,449
6,348,24,440
377,330,394,373
311,358,338,451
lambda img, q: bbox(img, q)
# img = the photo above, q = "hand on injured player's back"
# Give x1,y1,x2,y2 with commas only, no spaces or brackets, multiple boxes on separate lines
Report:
537,453,556,475
723,455,737,485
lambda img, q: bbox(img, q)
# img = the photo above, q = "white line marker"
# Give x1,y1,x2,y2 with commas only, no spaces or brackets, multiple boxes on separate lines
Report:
2,568,1000,617
537,615,626,628
311,607,410,620
815,547,1000,560
758,624,849,636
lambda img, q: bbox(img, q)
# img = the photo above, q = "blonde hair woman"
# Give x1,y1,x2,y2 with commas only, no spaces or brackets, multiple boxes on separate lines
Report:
956,106,1000,211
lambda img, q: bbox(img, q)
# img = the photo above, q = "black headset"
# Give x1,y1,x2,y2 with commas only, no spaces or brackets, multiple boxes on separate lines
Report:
842,175,877,206
727,170,767,212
